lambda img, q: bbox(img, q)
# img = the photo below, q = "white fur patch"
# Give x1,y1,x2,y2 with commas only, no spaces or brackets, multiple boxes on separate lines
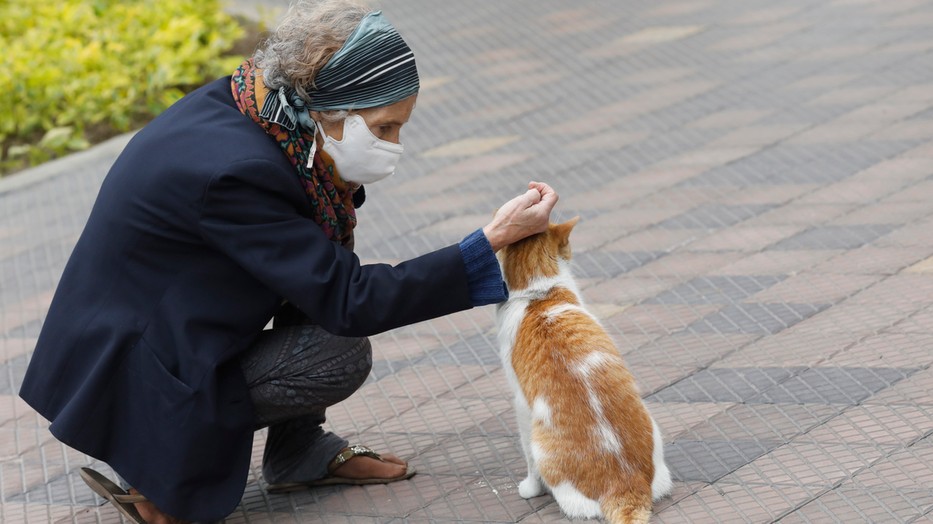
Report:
650,417,673,500
532,397,552,426
544,303,584,322
573,352,625,457
497,296,530,416
575,351,611,378
596,419,623,454
506,261,583,303
551,482,603,519
530,441,546,464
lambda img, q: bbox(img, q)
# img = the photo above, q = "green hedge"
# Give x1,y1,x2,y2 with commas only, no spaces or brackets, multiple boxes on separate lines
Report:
0,0,245,175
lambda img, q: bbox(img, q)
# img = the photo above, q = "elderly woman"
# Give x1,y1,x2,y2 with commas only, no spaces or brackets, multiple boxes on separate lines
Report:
18,1,557,522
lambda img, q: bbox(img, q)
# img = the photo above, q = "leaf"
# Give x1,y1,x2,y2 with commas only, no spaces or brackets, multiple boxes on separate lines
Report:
7,144,32,159
38,126,76,149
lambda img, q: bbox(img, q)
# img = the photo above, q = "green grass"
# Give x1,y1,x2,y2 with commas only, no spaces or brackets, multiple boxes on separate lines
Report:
0,0,252,176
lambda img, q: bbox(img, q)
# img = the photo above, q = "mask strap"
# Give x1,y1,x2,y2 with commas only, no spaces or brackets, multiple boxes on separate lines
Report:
307,120,328,168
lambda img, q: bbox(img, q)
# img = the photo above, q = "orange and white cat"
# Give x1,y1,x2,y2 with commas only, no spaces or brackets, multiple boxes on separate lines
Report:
496,218,672,524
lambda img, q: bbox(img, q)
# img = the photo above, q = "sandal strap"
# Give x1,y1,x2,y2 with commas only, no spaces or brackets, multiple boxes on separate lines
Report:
113,492,148,504
327,444,383,474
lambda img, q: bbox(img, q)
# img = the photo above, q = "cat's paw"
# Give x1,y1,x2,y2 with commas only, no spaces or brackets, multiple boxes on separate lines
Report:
518,477,544,498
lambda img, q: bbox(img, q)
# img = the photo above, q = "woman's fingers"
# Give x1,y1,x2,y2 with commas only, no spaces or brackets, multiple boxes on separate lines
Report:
482,182,560,251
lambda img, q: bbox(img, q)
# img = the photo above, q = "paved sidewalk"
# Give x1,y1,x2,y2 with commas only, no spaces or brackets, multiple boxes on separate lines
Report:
3,0,933,522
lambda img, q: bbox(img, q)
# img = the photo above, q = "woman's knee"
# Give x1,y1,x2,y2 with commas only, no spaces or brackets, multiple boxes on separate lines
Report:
342,337,373,390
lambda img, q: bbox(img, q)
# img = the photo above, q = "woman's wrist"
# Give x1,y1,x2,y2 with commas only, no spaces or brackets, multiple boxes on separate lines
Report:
482,224,506,253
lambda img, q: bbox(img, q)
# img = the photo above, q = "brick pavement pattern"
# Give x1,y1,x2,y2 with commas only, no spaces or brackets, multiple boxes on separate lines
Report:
3,0,933,522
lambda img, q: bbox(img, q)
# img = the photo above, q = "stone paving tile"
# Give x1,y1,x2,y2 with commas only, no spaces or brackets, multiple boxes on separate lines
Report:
800,403,932,447
572,250,664,279
780,486,933,524
579,275,683,305
390,155,531,197
601,228,703,252
625,251,747,278
684,224,807,252
377,396,511,436
725,443,890,488
751,367,919,405
749,272,881,304
647,275,785,304
848,274,933,304
579,206,687,235
823,333,933,368
849,439,933,493
646,401,737,443
831,201,933,226
650,367,804,404
367,331,460,363
905,255,933,274
654,482,818,524
679,403,843,444
709,249,843,276
324,390,420,436
633,187,740,212
886,180,933,206
810,246,933,275
656,203,776,229
420,333,500,366
710,324,853,368
368,364,490,401
743,203,860,227
259,473,466,522
608,303,723,335
709,123,811,147
864,366,933,406
770,225,898,250
405,475,550,523
687,302,830,335
624,333,758,369
416,435,525,478
627,364,695,396
889,304,933,334
792,301,922,335
396,308,497,337
665,440,781,483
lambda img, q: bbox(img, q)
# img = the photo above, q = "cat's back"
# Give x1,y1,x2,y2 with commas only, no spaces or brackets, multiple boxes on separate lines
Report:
511,287,622,382
511,286,655,477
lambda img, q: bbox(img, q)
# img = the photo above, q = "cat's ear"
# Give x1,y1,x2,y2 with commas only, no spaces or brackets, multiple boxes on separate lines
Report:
555,216,580,238
553,216,580,250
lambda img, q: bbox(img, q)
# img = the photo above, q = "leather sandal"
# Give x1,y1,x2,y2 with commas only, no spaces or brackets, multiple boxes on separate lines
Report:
266,444,416,493
79,467,146,523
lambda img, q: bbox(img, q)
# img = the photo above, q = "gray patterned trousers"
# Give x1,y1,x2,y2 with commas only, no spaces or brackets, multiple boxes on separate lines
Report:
239,313,373,484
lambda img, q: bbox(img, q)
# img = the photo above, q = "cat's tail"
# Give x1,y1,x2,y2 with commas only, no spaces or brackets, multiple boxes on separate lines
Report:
601,490,653,524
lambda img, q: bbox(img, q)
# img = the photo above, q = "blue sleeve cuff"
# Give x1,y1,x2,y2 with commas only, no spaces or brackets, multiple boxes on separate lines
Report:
458,229,508,306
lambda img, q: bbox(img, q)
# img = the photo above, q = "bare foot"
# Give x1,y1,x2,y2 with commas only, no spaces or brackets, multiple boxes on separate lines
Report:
131,488,189,524
330,450,408,480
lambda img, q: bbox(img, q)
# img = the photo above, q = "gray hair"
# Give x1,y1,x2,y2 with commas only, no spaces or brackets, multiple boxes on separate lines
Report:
254,0,371,121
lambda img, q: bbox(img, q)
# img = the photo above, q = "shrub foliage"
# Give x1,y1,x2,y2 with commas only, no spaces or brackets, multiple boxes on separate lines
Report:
0,0,244,175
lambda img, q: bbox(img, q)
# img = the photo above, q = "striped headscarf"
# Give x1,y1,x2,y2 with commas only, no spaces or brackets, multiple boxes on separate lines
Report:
259,10,420,130
310,10,419,110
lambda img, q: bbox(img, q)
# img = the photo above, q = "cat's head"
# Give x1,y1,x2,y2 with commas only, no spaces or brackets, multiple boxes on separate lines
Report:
498,216,580,292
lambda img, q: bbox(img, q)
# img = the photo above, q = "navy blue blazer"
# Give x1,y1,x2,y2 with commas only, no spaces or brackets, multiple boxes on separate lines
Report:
19,78,474,520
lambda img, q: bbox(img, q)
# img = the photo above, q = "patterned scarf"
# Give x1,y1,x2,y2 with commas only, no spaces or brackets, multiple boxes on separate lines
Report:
231,58,356,247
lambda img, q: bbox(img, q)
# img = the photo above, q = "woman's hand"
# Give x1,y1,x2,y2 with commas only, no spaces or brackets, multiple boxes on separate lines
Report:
483,181,559,252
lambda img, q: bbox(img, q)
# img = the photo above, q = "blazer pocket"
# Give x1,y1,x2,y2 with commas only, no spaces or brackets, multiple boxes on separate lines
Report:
125,338,195,420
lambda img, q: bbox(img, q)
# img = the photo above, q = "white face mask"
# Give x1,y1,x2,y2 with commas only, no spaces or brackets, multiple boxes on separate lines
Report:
310,114,403,185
